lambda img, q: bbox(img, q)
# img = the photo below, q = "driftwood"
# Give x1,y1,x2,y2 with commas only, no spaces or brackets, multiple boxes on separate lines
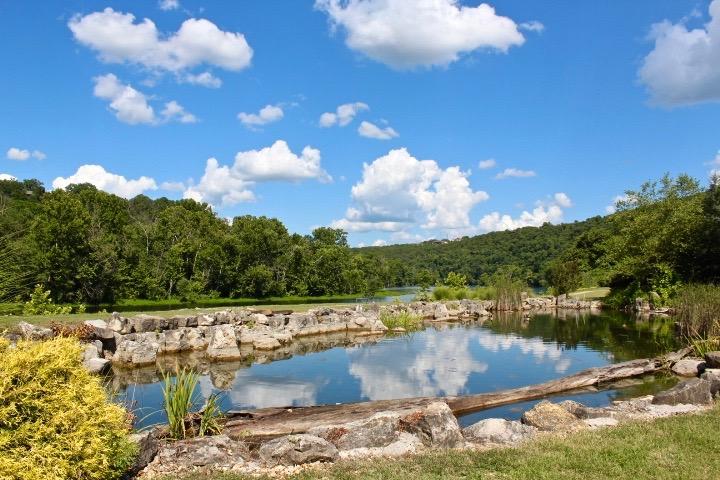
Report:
224,349,688,441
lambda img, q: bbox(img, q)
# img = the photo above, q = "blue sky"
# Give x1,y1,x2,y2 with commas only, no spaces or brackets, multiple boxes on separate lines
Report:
1,0,719,246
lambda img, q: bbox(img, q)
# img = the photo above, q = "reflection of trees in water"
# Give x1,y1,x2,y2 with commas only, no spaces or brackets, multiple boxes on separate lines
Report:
485,311,678,362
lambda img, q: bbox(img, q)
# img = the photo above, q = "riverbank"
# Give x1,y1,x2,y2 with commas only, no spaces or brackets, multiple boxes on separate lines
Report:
159,402,720,480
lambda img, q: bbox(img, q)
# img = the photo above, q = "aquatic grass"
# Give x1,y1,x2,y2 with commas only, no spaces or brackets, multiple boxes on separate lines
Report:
198,393,224,437
432,286,497,301
379,310,423,331
493,273,525,311
162,368,199,440
672,284,720,340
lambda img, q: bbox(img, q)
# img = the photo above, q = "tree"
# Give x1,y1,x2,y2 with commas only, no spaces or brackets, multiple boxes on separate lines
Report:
545,259,582,296
444,271,468,289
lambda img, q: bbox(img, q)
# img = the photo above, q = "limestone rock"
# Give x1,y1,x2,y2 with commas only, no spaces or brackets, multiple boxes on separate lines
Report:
462,418,536,444
433,303,450,320
253,336,281,350
704,351,720,369
701,369,720,396
259,434,339,466
309,412,401,450
338,432,424,459
671,358,706,377
652,378,713,406
521,400,585,432
399,401,464,448
113,333,160,366
206,324,241,360
558,400,614,419
128,429,159,475
83,319,115,339
584,417,619,428
17,321,53,341
151,435,249,472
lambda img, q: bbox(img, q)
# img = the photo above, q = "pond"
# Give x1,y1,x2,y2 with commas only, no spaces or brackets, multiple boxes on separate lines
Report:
114,309,679,430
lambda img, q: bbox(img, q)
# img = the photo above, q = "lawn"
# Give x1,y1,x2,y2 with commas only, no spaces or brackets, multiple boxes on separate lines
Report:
164,404,720,480
568,287,611,300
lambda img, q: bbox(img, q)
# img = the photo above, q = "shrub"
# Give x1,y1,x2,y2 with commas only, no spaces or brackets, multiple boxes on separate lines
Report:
672,284,720,340
379,310,423,331
0,337,136,480
22,284,72,315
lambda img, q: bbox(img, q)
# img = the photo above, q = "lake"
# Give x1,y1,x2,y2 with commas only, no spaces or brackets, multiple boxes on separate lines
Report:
113,309,679,429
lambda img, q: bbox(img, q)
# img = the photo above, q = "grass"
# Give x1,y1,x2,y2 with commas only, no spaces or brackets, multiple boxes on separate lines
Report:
432,286,497,301
379,310,423,331
161,403,720,480
672,284,720,338
568,287,611,300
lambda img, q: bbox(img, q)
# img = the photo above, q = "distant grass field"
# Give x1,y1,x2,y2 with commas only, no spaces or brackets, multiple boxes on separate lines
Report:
569,287,611,300
164,404,720,480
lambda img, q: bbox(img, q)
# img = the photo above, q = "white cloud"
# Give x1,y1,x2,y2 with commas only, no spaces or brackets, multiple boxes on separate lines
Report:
372,239,387,247
520,21,545,33
478,158,497,169
315,0,527,69
69,8,253,75
319,102,368,127
6,148,30,161
495,167,536,179
0,174,17,181
605,194,629,214
182,71,222,88
159,0,179,11
31,150,47,160
357,120,399,140
709,150,720,166
93,74,196,125
639,0,720,106
159,181,186,191
183,140,330,207
52,164,158,198
238,105,284,128
331,148,488,233
479,193,571,232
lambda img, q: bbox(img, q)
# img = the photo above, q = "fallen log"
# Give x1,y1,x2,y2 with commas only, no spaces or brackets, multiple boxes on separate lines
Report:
224,349,687,442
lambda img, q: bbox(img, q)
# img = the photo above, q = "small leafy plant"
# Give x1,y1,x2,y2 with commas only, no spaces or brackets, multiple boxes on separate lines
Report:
162,368,224,440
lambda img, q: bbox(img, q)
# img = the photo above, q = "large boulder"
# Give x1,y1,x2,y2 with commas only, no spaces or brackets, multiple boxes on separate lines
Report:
149,435,249,474
83,319,115,340
205,324,241,360
701,369,720,397
671,358,706,377
17,322,53,341
253,336,281,350
128,429,160,476
558,400,615,419
159,327,207,354
433,303,450,320
704,351,720,369
82,344,110,374
131,314,167,333
258,434,339,466
521,400,585,432
462,418,536,444
113,333,160,366
308,412,401,450
652,378,713,406
399,402,464,448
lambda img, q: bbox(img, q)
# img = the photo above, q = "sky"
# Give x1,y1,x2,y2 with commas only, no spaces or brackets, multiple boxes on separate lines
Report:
1,0,719,247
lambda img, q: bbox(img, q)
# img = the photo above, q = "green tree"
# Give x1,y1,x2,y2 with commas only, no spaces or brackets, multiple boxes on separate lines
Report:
545,259,582,296
444,271,468,289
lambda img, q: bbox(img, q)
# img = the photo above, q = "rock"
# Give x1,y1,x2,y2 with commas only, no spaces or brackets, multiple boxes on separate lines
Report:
700,369,720,397
152,435,249,471
433,303,450,320
17,321,53,341
652,378,713,406
128,429,159,475
83,319,115,339
671,358,706,377
250,313,269,326
253,336,281,350
399,402,464,448
338,433,424,459
259,434,339,466
558,400,614,419
309,412,401,450
704,351,720,369
583,417,619,428
206,324,241,360
113,333,160,366
84,357,110,374
131,314,167,333
107,312,127,333
521,401,585,432
462,418,536,444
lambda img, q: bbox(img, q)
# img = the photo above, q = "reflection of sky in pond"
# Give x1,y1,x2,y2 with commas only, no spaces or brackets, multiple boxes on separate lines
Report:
118,313,677,429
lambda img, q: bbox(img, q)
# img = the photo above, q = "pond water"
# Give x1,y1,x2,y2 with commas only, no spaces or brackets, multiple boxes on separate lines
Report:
114,310,679,429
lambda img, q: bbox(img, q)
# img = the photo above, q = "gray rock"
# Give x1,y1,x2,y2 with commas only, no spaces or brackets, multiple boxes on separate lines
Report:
253,336,281,350
700,369,720,397
652,378,713,406
128,429,159,475
671,358,706,377
17,321,53,341
84,357,110,374
259,434,339,466
83,319,114,339
433,303,450,320
153,435,248,470
131,314,167,333
462,418,536,444
559,400,614,419
250,313,269,326
705,351,720,369
309,412,401,450
521,401,586,432
206,324,241,360
399,402,464,448
113,333,160,366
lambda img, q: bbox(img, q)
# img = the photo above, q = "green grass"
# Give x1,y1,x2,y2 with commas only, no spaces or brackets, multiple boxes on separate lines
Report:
162,404,720,480
568,287,610,300
379,310,423,331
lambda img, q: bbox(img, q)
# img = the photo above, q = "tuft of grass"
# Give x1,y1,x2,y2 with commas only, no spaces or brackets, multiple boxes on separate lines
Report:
162,369,199,440
198,393,223,437
379,310,423,331
672,284,720,340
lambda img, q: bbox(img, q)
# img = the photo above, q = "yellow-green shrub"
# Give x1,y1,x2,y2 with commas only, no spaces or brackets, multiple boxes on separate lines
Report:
0,337,137,480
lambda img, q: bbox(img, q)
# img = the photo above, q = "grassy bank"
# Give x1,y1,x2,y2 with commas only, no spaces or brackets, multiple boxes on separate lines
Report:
165,404,719,480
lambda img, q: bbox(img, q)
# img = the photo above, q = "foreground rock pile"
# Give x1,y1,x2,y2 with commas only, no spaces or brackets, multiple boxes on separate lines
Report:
136,368,719,478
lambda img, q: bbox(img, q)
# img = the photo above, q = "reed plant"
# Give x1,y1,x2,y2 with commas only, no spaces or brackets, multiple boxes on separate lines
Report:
493,273,525,311
672,284,720,338
161,368,224,440
380,310,423,331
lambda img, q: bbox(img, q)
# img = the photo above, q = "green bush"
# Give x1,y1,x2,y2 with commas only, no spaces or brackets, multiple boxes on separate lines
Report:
22,284,72,315
380,310,423,331
0,337,136,480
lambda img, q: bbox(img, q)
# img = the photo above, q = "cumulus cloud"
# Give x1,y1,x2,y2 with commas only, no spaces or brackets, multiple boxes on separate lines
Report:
605,194,629,214
639,0,720,106
52,164,158,198
5,148,46,161
319,102,368,127
182,71,222,88
93,74,196,125
478,158,497,169
495,167,536,179
331,148,488,233
69,8,253,75
238,105,284,128
183,140,330,207
0,174,17,181
159,0,179,10
357,121,399,140
479,193,571,232
520,21,545,33
315,0,527,69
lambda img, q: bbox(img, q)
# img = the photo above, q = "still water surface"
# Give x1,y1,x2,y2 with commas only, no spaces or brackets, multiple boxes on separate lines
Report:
116,310,679,429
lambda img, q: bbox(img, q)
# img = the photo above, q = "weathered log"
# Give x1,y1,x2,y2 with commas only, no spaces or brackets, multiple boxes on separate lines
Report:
224,350,686,442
